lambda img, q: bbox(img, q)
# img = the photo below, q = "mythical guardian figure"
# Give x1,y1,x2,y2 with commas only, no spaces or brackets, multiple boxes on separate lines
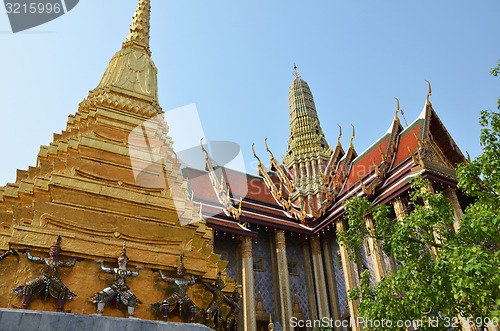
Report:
152,253,202,322
90,241,142,317
200,271,226,329
224,286,241,331
0,249,17,261
13,235,79,312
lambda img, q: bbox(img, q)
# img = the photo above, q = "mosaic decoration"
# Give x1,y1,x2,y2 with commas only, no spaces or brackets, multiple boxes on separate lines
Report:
286,234,311,320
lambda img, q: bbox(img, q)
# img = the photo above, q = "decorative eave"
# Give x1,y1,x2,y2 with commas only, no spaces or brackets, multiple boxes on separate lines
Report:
200,140,243,221
252,144,308,223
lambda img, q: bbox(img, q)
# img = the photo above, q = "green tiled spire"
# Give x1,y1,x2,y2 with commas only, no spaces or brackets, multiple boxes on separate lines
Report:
283,67,331,166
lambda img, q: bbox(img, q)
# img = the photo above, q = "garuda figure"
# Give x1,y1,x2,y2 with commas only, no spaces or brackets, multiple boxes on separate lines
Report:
152,253,201,322
200,272,226,329
90,241,142,317
13,235,79,312
224,286,241,331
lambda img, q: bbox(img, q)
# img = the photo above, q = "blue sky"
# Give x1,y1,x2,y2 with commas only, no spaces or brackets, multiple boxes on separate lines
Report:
0,0,499,185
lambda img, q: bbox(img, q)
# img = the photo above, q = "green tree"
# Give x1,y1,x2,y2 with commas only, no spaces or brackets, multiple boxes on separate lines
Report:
339,62,500,330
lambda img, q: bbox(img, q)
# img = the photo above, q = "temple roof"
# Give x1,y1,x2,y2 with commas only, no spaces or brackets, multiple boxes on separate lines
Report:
185,86,466,235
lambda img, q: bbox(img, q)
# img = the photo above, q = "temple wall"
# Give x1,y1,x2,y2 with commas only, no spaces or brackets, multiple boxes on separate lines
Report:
286,234,311,320
213,233,238,281
329,236,348,319
253,230,275,319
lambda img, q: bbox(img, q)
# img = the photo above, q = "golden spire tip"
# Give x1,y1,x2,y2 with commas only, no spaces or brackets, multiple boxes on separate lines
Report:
125,0,151,50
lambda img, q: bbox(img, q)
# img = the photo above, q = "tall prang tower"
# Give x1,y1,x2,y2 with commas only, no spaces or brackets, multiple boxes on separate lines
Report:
282,67,333,211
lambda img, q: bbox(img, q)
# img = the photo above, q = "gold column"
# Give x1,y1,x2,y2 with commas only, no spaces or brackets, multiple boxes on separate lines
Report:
241,236,256,331
392,196,407,221
275,230,293,330
444,188,463,232
336,219,360,331
365,216,385,282
302,240,318,321
390,196,409,271
310,236,331,319
321,235,340,322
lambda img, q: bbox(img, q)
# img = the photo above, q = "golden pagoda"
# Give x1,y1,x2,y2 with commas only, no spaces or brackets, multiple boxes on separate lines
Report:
0,0,224,319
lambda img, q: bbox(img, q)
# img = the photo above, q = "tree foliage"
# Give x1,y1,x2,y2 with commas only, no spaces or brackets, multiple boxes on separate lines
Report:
339,62,500,330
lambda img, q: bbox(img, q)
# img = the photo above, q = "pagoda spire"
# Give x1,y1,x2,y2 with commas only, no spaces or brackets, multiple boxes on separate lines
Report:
88,0,159,112
282,67,332,210
124,0,151,53
283,68,331,167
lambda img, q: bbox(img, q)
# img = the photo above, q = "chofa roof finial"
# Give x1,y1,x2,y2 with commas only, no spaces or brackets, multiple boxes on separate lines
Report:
395,97,409,127
425,80,432,107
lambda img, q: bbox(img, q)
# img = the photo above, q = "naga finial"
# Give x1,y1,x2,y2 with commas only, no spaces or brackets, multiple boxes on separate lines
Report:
425,80,432,107
200,138,208,154
394,97,408,126
337,124,342,145
350,124,355,147
264,138,271,154
252,144,262,164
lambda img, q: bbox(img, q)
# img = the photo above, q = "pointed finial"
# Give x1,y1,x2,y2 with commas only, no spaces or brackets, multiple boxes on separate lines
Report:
252,144,262,164
125,0,151,51
425,80,432,107
293,64,300,78
52,234,62,248
120,241,128,260
264,138,271,154
268,315,274,331
394,97,408,126
337,124,343,145
350,124,355,147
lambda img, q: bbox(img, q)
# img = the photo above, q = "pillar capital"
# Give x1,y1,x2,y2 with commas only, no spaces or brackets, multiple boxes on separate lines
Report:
241,235,253,258
275,229,286,248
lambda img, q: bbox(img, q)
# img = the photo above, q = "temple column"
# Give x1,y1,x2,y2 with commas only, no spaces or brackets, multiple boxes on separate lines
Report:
443,187,463,232
365,216,385,282
321,235,340,322
392,196,407,222
336,219,360,331
310,236,330,320
241,236,256,331
390,196,409,271
275,230,293,330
